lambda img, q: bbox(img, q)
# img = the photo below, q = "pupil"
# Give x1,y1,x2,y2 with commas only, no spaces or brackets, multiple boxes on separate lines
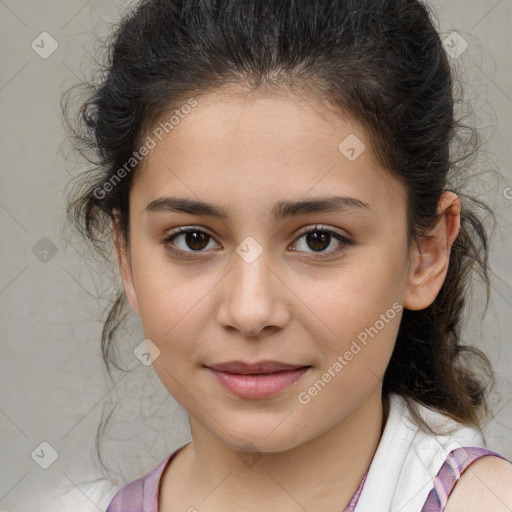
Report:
307,231,329,252
186,231,209,251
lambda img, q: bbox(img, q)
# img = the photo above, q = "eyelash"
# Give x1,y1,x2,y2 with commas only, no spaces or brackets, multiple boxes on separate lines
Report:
161,225,354,259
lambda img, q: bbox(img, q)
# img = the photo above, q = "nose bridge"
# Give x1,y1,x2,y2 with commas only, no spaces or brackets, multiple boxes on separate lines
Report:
236,243,270,293
233,236,274,307
217,236,288,335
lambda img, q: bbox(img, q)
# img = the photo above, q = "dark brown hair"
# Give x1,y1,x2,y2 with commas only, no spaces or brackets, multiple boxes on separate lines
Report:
63,0,497,473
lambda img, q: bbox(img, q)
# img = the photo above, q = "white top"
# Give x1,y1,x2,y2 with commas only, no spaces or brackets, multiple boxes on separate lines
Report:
354,392,485,512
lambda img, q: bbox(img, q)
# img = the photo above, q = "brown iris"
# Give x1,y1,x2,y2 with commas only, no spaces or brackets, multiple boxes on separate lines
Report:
185,230,210,251
305,231,331,252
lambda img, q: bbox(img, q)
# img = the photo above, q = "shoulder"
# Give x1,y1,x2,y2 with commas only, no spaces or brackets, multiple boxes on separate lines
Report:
26,477,121,512
105,478,144,511
444,455,512,512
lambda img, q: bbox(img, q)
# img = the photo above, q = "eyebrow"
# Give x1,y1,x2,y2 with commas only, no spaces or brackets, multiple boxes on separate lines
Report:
145,195,373,221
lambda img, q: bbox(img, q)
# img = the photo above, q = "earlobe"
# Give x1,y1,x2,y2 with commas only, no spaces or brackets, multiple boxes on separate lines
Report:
404,192,461,311
111,215,140,315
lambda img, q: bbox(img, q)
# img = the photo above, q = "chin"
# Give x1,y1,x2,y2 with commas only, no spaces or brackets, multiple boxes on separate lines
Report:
212,417,310,454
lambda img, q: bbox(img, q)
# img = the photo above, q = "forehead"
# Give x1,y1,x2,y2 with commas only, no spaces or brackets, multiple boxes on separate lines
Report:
133,87,407,218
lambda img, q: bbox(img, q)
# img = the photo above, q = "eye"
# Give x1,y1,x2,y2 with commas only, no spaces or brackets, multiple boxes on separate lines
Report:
290,225,353,257
162,224,353,258
162,226,220,256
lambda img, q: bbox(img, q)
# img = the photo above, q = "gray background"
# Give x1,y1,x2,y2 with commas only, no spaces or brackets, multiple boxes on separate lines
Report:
1,1,511,510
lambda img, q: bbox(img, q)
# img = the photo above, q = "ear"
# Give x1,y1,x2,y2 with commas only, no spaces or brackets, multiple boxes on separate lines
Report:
111,212,140,315
404,191,461,311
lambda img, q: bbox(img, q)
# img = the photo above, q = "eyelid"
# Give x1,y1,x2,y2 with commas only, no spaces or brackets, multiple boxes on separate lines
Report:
164,225,215,239
294,223,350,240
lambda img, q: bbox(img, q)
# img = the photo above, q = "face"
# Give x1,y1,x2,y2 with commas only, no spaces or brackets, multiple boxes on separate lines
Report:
116,86,416,453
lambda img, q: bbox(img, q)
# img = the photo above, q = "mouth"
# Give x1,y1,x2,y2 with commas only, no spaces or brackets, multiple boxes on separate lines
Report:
204,361,313,399
206,360,312,374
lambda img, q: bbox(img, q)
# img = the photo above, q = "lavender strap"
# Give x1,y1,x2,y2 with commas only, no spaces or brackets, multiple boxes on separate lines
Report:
343,468,370,511
105,449,179,512
420,447,507,512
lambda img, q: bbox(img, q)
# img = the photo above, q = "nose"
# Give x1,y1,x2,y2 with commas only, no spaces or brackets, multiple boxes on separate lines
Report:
216,248,291,338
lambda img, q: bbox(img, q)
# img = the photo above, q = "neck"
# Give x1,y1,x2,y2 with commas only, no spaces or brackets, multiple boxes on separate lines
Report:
169,387,388,511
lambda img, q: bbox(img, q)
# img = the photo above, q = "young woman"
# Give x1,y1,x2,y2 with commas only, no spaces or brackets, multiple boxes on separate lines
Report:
64,0,512,510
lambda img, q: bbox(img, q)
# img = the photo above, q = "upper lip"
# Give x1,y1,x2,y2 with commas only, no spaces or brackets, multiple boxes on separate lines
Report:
206,360,311,375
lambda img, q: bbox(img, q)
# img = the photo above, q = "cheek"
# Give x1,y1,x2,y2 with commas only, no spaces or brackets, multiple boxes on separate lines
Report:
127,238,211,352
304,249,404,320
298,247,406,369
132,258,213,401
136,270,211,343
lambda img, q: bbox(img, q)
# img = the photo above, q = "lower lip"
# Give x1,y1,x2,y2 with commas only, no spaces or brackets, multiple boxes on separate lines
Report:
206,367,311,399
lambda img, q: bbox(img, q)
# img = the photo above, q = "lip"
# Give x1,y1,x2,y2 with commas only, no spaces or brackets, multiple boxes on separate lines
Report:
206,360,309,374
205,361,312,399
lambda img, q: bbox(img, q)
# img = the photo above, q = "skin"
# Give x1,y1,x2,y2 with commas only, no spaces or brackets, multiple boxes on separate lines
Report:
112,85,491,511
445,456,512,511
